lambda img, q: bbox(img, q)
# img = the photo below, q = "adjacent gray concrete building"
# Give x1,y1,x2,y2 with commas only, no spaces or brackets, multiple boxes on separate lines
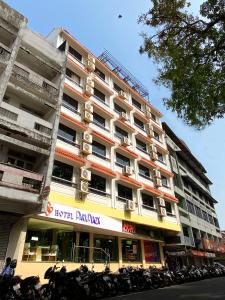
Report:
0,0,66,267
163,122,221,267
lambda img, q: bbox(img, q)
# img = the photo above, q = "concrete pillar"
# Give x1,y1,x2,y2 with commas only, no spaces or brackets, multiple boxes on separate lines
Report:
118,237,122,267
159,243,165,266
6,217,28,262
141,239,146,267
89,232,94,263
75,232,80,262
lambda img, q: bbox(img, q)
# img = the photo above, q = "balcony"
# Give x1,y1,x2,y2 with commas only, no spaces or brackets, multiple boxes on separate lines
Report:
0,163,43,194
0,102,52,147
10,63,59,103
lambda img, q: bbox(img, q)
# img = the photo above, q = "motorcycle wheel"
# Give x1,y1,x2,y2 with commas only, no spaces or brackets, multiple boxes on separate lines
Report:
136,278,145,291
109,282,118,297
94,281,105,299
40,284,52,300
151,279,161,289
4,292,16,300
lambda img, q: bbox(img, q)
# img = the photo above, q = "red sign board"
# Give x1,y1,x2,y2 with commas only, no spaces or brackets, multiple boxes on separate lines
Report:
122,222,136,234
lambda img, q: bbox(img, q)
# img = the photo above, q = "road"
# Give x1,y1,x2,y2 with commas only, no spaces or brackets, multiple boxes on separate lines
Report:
109,277,225,300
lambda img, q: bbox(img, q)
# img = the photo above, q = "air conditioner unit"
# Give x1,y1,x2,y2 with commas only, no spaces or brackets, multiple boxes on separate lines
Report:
158,197,165,207
123,166,133,176
125,200,135,211
86,60,95,72
121,137,130,146
150,152,158,161
84,85,94,97
120,112,128,121
146,123,153,131
83,132,93,144
158,206,167,217
84,102,93,113
86,77,94,88
80,167,91,181
81,142,92,155
80,180,89,194
155,178,162,187
150,144,157,153
87,54,95,64
84,111,93,123
118,90,126,99
154,169,161,178
146,111,152,119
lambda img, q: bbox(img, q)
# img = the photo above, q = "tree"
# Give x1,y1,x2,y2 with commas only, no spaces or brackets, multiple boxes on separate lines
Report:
138,0,225,128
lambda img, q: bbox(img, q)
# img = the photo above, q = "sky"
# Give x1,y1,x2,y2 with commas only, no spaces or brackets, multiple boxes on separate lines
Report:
4,0,225,228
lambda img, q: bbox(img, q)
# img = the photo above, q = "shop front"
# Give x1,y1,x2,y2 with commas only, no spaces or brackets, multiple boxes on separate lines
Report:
15,202,166,281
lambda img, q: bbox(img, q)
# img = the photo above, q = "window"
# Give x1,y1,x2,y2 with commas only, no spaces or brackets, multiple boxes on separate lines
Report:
134,117,144,130
114,83,123,92
144,241,160,263
139,164,151,179
157,152,164,163
90,174,106,194
116,152,130,167
153,131,160,141
115,126,128,139
118,184,132,200
69,46,82,62
142,193,154,208
52,160,73,184
114,103,126,115
93,112,106,128
202,210,208,221
93,87,105,103
7,150,35,171
136,138,147,152
195,206,202,218
66,68,81,85
187,200,195,214
62,93,78,112
58,124,76,145
182,226,190,237
151,113,157,122
94,68,105,81
93,235,118,262
208,214,214,224
165,201,173,214
122,239,141,262
161,175,169,187
132,98,142,110
92,141,106,159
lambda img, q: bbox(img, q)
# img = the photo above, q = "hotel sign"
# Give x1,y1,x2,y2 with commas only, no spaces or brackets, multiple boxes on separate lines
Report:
40,202,122,232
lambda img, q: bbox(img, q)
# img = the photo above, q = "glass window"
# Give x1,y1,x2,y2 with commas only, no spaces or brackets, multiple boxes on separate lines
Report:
94,87,105,102
161,175,169,187
165,201,173,214
153,131,160,141
132,98,142,110
116,152,130,167
69,46,82,62
136,139,147,152
144,241,160,263
187,200,195,215
122,239,141,262
52,160,73,183
142,193,154,208
195,206,202,218
134,117,144,130
62,93,78,112
93,234,118,262
139,164,151,179
93,112,105,128
57,123,76,145
66,68,81,85
118,184,133,200
157,152,164,163
114,103,126,114
92,141,106,158
90,174,106,192
115,126,128,139
94,68,105,81
78,232,89,263
182,226,190,237
114,83,123,92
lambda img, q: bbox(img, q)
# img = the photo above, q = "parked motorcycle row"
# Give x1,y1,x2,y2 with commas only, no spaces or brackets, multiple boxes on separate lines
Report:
1,263,225,300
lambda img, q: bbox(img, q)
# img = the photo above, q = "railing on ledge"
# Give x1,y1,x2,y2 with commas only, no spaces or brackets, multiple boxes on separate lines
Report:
0,163,43,193
0,107,18,121
11,64,59,100
0,46,11,62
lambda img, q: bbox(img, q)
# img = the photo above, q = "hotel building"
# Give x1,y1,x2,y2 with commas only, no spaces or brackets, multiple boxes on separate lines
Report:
13,27,182,279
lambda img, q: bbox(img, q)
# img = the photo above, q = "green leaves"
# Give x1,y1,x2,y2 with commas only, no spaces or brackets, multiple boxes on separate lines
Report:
139,0,225,128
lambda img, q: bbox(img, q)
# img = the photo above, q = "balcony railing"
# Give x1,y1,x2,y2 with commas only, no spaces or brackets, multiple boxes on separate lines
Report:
0,163,43,193
0,107,18,121
11,64,59,100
